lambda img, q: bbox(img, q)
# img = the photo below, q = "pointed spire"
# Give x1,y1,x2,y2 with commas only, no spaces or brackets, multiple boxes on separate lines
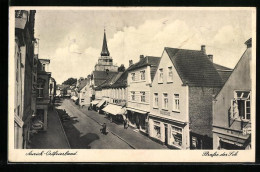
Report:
101,29,110,56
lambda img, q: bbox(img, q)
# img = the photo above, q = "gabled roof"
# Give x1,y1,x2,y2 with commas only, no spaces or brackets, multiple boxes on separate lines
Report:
96,72,123,90
213,63,233,84
111,68,130,88
213,63,232,71
128,56,161,82
165,47,223,87
92,71,118,87
77,79,90,92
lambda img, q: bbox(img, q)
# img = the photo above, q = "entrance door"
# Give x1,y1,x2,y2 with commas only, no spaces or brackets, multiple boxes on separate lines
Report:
164,124,168,145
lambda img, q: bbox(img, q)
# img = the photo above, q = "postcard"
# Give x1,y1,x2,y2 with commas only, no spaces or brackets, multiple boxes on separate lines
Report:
8,7,256,162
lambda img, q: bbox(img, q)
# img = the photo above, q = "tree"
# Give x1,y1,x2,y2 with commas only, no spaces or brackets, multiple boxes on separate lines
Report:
118,64,125,72
62,77,77,86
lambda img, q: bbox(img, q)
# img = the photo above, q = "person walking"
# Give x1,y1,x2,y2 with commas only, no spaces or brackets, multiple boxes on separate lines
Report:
100,123,107,135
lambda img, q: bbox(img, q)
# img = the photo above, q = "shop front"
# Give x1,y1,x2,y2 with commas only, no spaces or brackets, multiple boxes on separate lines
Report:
148,114,189,149
102,104,126,123
90,99,101,111
126,108,149,134
96,99,106,113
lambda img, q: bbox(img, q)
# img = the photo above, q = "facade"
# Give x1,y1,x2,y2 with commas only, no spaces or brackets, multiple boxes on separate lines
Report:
149,46,225,149
127,55,161,134
77,78,91,107
14,10,36,149
49,77,56,104
35,59,51,131
212,38,252,150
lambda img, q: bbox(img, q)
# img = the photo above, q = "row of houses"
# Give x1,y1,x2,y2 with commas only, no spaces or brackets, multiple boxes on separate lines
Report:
73,30,252,150
14,10,56,149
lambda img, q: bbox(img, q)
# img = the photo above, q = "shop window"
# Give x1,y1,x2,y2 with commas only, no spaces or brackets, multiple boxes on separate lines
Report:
140,91,145,102
154,121,161,139
140,70,145,80
162,93,168,110
173,94,180,111
153,93,158,108
171,125,182,148
231,91,250,120
167,66,173,82
158,68,163,83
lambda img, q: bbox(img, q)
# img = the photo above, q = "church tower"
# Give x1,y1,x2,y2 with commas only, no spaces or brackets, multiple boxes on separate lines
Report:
94,29,118,72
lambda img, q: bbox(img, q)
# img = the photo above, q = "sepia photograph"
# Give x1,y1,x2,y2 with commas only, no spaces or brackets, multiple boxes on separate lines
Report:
8,7,256,162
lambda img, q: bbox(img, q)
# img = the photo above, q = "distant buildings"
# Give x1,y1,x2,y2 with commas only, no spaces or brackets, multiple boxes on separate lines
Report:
212,38,252,150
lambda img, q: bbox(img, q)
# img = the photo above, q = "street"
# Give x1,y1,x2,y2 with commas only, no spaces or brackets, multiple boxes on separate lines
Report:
56,99,168,149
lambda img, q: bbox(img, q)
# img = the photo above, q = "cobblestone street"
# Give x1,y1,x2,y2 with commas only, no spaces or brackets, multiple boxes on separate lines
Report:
56,99,168,149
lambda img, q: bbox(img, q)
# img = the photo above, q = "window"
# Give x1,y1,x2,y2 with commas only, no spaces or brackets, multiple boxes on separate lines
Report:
231,91,250,120
140,92,145,102
171,126,182,147
167,66,173,82
42,64,45,71
153,93,159,108
140,70,145,80
131,91,135,101
131,73,135,81
154,121,161,139
36,84,44,98
162,93,168,110
158,68,163,83
173,94,180,111
81,99,84,103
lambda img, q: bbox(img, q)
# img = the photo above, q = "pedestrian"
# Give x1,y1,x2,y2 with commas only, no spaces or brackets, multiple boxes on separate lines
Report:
123,119,126,129
100,123,107,134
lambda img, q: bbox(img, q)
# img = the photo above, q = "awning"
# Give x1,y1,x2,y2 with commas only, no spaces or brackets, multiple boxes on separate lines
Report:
97,99,106,108
220,138,244,147
103,104,126,115
126,107,148,114
91,100,100,105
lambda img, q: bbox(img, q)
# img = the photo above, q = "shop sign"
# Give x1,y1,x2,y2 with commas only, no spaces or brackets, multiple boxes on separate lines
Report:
160,110,170,116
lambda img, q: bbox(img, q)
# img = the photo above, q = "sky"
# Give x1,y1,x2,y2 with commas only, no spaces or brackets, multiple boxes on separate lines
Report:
34,8,254,84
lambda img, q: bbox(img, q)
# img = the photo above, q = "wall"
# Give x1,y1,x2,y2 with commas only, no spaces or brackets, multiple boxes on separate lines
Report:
213,48,251,131
127,66,150,112
212,48,251,149
148,50,190,149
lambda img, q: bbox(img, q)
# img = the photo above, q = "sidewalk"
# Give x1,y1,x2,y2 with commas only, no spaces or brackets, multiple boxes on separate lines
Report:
29,108,70,149
76,102,168,149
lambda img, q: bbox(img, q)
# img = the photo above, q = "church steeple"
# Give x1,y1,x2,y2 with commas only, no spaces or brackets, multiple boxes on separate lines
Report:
101,29,110,56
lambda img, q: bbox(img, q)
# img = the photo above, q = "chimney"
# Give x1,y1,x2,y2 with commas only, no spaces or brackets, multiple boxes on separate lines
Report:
140,55,144,61
208,54,213,62
201,45,206,54
245,38,252,48
129,60,133,66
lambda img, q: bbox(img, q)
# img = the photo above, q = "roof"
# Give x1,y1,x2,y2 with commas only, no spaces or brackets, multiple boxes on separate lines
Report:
111,68,129,88
165,47,223,87
92,71,118,87
128,56,161,72
77,79,90,91
100,30,110,56
128,56,161,82
96,72,123,90
213,63,233,84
